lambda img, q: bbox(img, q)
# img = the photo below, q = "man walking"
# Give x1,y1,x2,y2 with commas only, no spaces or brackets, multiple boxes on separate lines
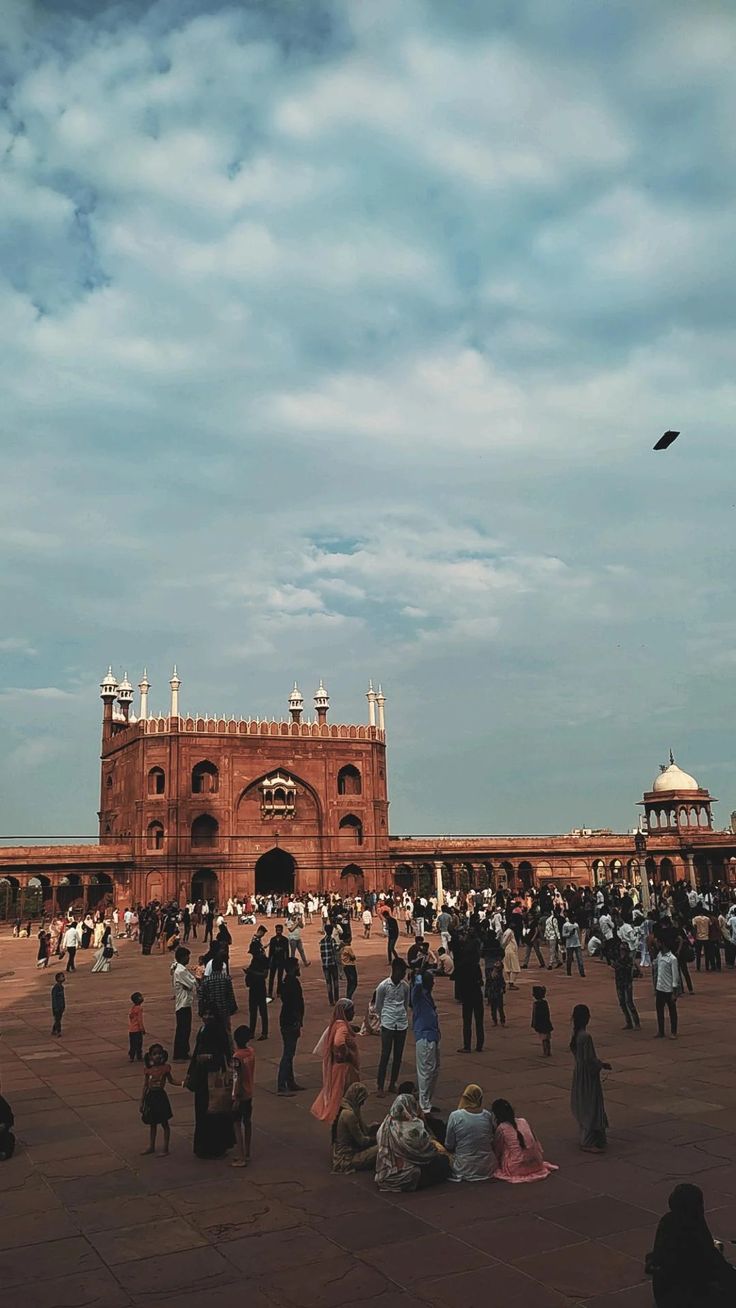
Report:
412,970,440,1113
63,920,80,972
319,924,340,1005
654,936,680,1039
375,957,410,1095
51,972,66,1036
171,946,197,1060
613,941,640,1031
277,958,305,1096
563,913,586,977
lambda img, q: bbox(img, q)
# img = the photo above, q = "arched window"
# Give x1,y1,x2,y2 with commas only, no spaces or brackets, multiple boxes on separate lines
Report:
147,820,164,851
191,814,218,849
192,760,219,794
338,814,363,846
337,765,362,796
147,767,165,796
106,774,113,790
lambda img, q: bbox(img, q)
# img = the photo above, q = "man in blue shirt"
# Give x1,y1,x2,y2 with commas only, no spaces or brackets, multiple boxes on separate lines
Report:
412,970,440,1113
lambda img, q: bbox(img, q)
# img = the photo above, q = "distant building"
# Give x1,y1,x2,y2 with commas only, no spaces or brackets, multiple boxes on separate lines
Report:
1,672,735,915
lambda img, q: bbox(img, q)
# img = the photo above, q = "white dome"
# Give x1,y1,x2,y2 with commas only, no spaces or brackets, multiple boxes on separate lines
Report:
652,762,699,793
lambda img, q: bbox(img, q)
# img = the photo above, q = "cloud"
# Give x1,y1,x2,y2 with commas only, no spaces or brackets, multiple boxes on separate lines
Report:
1,0,735,837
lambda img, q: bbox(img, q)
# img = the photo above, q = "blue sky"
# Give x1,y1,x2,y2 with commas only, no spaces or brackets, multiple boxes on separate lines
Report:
2,0,736,839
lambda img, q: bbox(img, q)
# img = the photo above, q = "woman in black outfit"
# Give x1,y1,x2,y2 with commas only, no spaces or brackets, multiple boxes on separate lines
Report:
647,1183,736,1307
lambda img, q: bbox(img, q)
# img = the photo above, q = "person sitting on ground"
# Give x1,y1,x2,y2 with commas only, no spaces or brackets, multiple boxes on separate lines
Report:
359,989,381,1037
435,946,453,976
375,1092,450,1192
490,1097,558,1184
331,1081,378,1174
646,1183,736,1307
445,1084,494,1182
397,1080,446,1144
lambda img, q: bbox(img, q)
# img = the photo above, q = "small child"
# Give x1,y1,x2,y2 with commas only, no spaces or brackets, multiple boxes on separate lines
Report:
531,984,553,1056
141,1044,179,1155
128,993,145,1061
486,960,506,1026
231,1024,255,1168
51,972,66,1037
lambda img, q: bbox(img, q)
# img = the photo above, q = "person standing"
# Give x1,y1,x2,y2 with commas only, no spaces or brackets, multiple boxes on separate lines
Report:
385,910,400,963
570,1004,611,1153
501,927,521,990
692,906,711,972
245,950,269,1041
63,920,80,972
375,958,410,1095
128,992,146,1062
654,937,680,1039
171,946,197,1061
286,917,309,966
277,958,305,1096
231,1025,255,1166
51,972,66,1036
544,911,562,968
341,941,358,1000
521,917,546,970
267,924,289,999
362,906,372,939
456,940,485,1054
613,941,640,1031
319,924,340,1005
563,914,586,977
412,970,440,1114
311,999,360,1120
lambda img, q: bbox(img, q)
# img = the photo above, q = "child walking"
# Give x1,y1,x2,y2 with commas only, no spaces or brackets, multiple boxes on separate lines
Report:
140,1044,179,1155
129,992,145,1061
486,960,506,1026
231,1024,255,1168
51,972,66,1037
531,984,553,1056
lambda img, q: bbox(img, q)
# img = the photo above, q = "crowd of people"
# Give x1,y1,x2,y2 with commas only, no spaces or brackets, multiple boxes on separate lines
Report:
4,874,736,1302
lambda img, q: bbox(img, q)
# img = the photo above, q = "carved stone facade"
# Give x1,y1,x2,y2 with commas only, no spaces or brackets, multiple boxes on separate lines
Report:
1,674,736,914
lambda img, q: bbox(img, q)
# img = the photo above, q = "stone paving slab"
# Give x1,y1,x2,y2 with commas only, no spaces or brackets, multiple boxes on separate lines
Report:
3,922,736,1306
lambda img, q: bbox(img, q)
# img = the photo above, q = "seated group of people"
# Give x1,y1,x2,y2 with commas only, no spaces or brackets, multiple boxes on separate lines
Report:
332,1081,557,1192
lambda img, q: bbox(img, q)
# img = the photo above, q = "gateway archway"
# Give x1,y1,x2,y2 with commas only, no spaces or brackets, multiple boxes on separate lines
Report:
255,849,296,896
191,868,218,905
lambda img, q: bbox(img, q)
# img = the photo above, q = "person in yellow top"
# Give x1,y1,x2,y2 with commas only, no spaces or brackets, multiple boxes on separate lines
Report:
341,943,358,1000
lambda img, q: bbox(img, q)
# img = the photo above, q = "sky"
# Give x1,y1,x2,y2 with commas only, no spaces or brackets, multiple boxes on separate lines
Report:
2,0,736,841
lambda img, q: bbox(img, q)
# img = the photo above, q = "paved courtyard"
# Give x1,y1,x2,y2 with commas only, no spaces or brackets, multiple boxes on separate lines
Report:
1,920,736,1308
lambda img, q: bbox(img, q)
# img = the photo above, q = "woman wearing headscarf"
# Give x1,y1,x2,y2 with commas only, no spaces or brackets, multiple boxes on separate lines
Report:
444,1085,494,1182
332,1082,378,1174
501,926,521,989
570,1004,611,1152
310,1000,360,1122
91,924,117,973
375,1092,450,1192
491,1097,558,1183
646,1183,736,1307
185,1009,236,1159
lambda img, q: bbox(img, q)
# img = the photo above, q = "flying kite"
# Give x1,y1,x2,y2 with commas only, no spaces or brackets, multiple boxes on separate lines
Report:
653,430,680,450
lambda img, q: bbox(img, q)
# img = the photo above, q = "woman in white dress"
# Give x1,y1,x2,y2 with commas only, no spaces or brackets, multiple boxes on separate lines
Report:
445,1084,495,1182
501,927,521,989
91,925,117,973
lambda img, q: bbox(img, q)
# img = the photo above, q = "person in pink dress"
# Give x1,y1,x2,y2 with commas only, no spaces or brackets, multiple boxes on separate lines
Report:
491,1097,558,1183
310,1000,360,1123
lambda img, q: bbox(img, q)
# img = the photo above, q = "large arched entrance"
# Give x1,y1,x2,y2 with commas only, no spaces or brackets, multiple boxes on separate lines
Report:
255,849,296,896
191,868,219,904
340,864,364,897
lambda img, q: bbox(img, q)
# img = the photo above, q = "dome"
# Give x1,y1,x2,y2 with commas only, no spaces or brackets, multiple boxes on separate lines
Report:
652,762,700,793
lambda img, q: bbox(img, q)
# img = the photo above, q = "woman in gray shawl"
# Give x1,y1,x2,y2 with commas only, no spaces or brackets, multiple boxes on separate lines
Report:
570,1004,611,1153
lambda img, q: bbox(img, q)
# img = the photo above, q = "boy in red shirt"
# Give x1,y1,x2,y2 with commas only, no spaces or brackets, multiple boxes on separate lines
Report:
128,992,145,1062
231,1024,255,1167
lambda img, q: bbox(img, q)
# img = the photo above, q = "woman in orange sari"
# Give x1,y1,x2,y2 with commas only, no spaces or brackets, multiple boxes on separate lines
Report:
310,1000,360,1122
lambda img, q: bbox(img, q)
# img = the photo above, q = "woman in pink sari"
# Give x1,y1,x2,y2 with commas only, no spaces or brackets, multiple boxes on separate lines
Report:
491,1097,558,1183
310,1000,360,1123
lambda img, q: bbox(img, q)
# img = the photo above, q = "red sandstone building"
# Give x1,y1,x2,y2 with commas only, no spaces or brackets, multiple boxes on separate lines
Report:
1,669,736,916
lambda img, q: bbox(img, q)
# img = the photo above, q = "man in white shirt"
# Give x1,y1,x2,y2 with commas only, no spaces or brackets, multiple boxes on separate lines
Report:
653,942,680,1038
63,921,80,972
170,946,197,1059
375,958,410,1096
362,907,373,939
598,911,615,963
